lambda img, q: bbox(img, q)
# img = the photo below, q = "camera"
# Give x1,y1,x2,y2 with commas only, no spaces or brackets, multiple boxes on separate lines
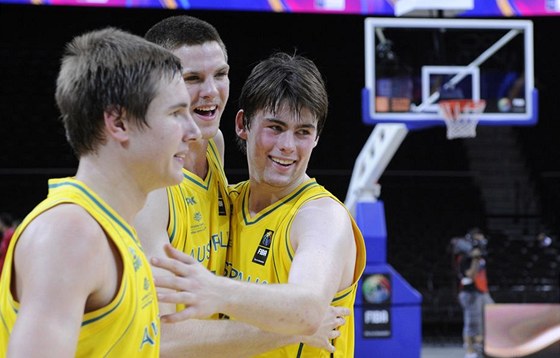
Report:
462,227,488,257
470,238,488,258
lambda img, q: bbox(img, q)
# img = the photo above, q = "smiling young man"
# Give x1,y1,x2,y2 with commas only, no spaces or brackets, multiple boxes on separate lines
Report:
138,15,231,291
152,52,367,357
0,27,201,357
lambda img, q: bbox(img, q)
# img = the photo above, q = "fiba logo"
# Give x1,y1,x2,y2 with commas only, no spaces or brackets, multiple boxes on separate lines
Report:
362,274,391,304
252,229,274,265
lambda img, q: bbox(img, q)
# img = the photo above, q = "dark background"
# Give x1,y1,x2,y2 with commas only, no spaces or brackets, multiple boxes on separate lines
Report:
1,4,559,341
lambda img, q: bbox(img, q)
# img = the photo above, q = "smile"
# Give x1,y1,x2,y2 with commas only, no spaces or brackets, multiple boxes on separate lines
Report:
270,157,295,166
194,105,217,118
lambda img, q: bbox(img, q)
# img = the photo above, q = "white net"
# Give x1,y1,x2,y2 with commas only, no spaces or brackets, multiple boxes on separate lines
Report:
438,100,486,140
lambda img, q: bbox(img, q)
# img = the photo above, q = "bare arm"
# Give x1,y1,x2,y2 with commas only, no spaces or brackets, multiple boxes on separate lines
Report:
135,188,175,316
161,320,288,358
8,205,115,357
154,198,356,336
137,190,346,356
159,306,346,358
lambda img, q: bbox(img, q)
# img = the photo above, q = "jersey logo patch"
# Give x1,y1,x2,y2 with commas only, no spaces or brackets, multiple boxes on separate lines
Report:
129,247,141,271
218,191,227,216
252,229,274,265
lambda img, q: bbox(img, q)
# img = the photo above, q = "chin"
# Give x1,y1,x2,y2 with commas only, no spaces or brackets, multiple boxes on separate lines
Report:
201,126,219,140
264,176,293,188
165,170,184,187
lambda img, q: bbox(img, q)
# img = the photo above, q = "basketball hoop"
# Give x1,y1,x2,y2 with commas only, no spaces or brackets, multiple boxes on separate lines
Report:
438,99,486,140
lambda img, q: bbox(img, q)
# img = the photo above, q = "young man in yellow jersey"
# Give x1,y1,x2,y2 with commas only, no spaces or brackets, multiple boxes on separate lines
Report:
0,28,201,357
152,52,367,357
138,16,231,283
136,16,347,357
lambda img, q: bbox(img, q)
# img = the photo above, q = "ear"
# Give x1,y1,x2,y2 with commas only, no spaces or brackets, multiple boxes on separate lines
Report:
235,110,248,140
104,107,129,143
312,135,319,148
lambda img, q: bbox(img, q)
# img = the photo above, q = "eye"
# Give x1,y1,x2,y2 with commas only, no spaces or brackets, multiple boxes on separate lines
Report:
297,129,312,136
171,107,187,118
216,70,229,78
183,74,200,83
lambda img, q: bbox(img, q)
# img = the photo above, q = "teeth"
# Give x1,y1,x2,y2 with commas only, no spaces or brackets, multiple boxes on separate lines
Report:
272,157,294,165
196,105,217,111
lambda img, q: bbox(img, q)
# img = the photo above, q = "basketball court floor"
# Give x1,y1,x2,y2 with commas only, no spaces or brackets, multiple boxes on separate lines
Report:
422,343,465,358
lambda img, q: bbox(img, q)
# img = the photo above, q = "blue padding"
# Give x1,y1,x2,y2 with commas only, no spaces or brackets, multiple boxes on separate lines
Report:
361,87,539,128
354,305,422,358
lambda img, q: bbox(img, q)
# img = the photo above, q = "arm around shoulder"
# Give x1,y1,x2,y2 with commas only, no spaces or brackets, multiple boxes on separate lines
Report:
222,198,356,335
152,198,357,337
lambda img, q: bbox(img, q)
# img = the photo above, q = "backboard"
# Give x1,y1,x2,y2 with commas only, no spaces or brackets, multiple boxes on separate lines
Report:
363,18,537,128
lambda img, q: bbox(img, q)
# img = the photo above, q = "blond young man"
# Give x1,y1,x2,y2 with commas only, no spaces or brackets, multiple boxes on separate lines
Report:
0,27,200,357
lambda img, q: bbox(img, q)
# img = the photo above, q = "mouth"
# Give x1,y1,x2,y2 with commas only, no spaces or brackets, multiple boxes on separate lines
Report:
193,104,218,119
174,153,186,164
270,156,295,167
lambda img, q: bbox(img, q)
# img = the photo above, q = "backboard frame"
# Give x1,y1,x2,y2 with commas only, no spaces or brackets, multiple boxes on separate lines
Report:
363,17,537,128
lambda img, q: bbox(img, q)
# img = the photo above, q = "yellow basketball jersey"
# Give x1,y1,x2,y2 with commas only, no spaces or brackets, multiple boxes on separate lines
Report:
0,178,159,357
226,178,366,357
166,139,230,311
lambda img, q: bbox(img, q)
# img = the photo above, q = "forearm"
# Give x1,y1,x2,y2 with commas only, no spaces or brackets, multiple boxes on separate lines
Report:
153,244,333,336
160,319,298,358
220,279,325,336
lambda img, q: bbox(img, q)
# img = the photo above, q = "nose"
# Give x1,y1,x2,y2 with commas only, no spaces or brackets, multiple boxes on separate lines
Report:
182,112,202,142
277,131,295,152
200,78,219,98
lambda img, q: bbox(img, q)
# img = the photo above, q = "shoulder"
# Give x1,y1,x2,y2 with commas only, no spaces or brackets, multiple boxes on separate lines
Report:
136,188,169,229
135,188,170,250
21,203,105,249
210,129,225,163
23,204,108,257
15,204,111,290
137,188,169,219
292,198,352,239
298,196,349,220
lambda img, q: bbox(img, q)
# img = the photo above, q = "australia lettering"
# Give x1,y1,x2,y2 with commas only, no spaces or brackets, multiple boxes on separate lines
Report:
224,261,268,284
139,321,159,350
188,231,228,263
211,231,228,251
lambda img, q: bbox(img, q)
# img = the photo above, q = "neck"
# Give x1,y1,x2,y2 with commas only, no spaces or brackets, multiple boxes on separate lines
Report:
247,175,311,215
183,139,210,179
75,156,147,224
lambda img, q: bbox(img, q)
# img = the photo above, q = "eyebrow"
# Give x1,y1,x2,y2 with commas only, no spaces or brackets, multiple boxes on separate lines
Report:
183,64,230,75
168,102,189,111
265,118,316,129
